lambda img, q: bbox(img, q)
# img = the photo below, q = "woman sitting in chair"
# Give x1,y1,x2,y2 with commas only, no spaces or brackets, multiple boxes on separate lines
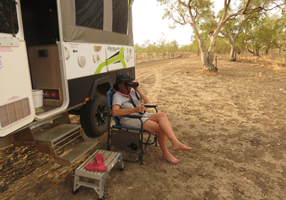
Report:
112,74,192,163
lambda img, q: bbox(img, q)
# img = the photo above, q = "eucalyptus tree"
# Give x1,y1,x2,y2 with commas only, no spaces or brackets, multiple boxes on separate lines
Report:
219,12,260,60
157,32,168,58
244,14,281,56
153,42,161,59
179,44,192,52
144,39,155,60
273,13,286,53
135,43,144,60
157,0,286,72
168,40,179,57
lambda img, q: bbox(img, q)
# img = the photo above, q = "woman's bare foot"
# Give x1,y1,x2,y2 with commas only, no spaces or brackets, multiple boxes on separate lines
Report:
172,141,192,151
162,153,179,163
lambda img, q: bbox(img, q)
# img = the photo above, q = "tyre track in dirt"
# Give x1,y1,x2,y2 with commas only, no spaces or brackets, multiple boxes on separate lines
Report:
136,55,198,103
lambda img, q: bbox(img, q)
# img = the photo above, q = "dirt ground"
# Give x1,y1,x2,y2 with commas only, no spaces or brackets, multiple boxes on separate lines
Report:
1,52,286,200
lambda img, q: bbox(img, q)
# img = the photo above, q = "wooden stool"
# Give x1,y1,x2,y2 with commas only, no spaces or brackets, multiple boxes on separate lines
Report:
73,149,124,200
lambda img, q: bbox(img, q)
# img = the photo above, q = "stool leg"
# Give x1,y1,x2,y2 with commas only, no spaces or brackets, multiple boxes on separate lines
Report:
98,178,106,200
118,154,125,170
73,174,80,192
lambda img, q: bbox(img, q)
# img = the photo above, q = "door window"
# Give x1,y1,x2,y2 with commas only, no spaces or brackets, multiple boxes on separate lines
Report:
0,0,19,34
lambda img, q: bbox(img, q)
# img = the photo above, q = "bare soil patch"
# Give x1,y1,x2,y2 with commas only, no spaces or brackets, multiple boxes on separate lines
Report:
1,53,286,200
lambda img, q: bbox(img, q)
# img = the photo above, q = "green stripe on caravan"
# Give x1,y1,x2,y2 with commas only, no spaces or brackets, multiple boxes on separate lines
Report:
94,47,126,74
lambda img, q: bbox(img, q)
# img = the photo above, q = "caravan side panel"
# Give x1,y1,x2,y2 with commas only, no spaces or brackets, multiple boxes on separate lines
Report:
0,40,35,137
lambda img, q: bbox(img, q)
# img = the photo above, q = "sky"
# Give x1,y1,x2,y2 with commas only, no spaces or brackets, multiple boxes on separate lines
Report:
132,0,225,46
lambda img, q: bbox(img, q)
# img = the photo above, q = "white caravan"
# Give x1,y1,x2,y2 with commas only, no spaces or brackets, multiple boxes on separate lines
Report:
0,0,135,165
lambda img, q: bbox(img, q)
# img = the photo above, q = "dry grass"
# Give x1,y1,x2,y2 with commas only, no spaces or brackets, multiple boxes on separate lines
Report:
239,54,286,72
198,68,220,75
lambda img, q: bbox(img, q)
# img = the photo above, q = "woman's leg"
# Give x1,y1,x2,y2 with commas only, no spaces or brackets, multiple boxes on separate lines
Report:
143,120,179,163
148,113,192,151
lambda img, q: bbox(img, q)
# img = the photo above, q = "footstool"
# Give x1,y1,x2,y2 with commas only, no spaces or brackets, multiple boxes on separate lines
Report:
73,149,124,200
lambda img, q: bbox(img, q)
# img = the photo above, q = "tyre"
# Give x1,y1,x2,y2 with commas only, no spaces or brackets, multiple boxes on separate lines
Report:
80,94,110,138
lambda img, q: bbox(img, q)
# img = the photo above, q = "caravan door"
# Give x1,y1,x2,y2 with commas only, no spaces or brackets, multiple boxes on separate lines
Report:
0,0,35,137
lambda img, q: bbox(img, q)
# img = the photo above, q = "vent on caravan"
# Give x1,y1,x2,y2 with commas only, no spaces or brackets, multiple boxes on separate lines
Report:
0,98,31,128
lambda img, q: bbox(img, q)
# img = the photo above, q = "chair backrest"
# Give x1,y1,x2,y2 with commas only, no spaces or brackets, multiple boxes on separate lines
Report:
107,88,114,109
107,88,121,126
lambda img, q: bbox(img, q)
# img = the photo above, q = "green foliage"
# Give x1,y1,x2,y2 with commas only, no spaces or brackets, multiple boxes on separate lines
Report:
244,12,286,55
158,0,214,28
135,36,179,59
178,45,192,52
135,43,143,56
215,38,231,54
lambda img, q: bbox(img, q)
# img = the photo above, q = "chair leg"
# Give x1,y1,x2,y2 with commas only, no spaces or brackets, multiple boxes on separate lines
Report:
155,133,158,147
140,130,144,165
107,130,111,150
140,152,143,165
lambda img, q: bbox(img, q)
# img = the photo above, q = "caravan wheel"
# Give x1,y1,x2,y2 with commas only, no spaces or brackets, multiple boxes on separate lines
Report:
80,94,109,138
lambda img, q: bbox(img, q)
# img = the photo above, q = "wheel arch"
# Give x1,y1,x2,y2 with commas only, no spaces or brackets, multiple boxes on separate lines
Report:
90,76,113,99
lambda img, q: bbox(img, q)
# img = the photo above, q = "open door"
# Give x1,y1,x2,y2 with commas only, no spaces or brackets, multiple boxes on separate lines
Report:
0,0,35,137
20,0,68,119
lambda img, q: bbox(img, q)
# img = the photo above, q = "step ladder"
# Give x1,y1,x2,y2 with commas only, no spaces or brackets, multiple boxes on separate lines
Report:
73,149,124,200
13,113,99,166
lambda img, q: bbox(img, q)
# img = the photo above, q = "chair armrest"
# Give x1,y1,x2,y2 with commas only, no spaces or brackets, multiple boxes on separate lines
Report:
144,104,158,113
144,104,158,108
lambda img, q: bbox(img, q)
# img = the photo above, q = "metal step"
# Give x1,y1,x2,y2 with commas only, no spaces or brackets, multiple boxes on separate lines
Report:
33,123,98,166
55,141,97,166
34,124,81,143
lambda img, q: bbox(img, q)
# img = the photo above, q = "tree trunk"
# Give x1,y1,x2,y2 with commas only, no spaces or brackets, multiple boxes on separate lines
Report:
196,33,217,72
229,42,236,61
246,42,255,55
201,51,218,72
255,48,259,56
190,21,218,72
265,49,269,55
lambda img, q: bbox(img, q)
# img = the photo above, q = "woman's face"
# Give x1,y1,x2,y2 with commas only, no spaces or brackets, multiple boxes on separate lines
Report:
118,81,130,93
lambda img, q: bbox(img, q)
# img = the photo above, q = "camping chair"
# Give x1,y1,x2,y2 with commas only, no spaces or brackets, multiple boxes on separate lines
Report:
106,88,158,165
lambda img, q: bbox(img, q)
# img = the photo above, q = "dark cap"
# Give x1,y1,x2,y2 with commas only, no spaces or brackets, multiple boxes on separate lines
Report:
113,74,134,90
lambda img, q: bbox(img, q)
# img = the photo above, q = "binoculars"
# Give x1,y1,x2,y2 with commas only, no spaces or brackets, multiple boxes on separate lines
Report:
124,81,139,88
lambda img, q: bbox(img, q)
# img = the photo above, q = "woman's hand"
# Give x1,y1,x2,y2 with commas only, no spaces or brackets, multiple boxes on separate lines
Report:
136,105,145,113
132,80,139,91
132,80,149,104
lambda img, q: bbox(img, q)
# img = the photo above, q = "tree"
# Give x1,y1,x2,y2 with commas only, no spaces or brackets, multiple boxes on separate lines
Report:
219,11,259,60
168,40,179,57
273,13,286,53
157,0,286,72
144,39,154,60
157,32,168,58
179,44,192,52
135,43,143,60
244,14,279,56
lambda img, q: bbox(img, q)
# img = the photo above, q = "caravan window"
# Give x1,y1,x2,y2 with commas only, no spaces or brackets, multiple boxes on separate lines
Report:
0,0,19,34
112,0,128,34
75,0,103,30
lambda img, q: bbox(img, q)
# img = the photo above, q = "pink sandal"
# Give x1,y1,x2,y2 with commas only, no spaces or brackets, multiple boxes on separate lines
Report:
94,153,105,165
85,162,108,172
